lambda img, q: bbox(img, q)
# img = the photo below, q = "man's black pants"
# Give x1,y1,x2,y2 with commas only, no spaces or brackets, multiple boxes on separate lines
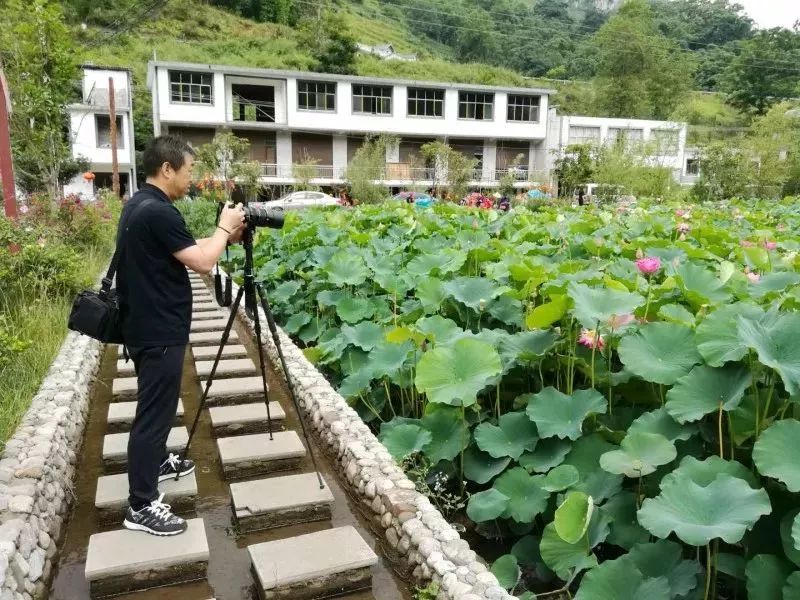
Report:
126,345,185,511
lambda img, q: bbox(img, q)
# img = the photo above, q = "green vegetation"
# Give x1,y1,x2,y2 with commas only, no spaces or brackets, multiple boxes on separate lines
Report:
237,195,800,598
0,192,120,445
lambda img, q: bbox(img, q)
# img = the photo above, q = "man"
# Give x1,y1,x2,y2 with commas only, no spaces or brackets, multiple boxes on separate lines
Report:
116,135,245,536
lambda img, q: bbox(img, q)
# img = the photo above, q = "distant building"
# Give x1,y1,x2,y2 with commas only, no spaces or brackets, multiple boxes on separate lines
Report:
356,43,417,62
147,60,554,190
64,65,137,199
545,111,689,184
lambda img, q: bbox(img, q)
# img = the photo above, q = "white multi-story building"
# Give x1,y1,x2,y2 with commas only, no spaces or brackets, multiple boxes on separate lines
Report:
146,60,555,190
545,112,689,182
64,65,137,198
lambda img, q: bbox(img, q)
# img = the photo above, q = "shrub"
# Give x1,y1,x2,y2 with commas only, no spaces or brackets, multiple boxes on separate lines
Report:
175,198,218,238
0,316,30,374
10,243,89,297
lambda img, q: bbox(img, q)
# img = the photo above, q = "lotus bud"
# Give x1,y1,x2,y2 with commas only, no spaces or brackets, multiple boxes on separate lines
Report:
479,298,486,312
635,248,644,259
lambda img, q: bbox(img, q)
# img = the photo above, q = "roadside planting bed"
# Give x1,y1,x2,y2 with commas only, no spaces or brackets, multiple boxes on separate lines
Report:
234,198,800,599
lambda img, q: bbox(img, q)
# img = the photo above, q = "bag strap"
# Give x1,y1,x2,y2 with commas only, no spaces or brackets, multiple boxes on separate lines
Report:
100,197,158,296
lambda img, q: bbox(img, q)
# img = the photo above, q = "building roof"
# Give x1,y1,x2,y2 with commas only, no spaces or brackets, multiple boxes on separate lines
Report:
147,60,556,96
81,63,133,73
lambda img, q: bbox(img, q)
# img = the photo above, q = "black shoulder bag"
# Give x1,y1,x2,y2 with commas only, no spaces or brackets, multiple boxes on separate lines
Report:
67,198,155,343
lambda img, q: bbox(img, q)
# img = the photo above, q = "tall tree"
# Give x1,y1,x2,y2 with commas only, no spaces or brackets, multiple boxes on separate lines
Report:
720,28,800,115
592,0,695,119
298,9,358,75
0,0,83,196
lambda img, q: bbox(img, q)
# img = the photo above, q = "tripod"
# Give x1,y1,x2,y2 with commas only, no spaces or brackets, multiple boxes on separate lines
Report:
173,221,324,489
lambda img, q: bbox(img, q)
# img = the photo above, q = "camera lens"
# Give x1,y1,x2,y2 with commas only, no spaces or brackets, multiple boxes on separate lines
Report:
243,205,285,229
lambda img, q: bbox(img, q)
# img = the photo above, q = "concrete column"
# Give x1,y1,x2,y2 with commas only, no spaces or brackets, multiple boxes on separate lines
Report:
332,135,348,178
385,138,400,163
276,132,292,179
483,140,497,182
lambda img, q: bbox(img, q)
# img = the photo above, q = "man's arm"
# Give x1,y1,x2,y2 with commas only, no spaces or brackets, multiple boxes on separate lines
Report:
173,203,245,274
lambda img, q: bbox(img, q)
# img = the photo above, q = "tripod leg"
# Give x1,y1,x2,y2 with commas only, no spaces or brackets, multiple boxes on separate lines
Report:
255,282,325,489
249,285,275,441
173,284,246,481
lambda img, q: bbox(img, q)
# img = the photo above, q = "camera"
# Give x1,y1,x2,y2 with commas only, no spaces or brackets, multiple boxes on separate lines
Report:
242,204,284,229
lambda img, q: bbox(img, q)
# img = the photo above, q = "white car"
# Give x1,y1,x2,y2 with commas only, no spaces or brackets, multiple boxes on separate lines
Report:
260,191,339,211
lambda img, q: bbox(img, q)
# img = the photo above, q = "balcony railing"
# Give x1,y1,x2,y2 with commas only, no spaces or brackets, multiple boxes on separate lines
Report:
260,163,548,185
82,88,130,110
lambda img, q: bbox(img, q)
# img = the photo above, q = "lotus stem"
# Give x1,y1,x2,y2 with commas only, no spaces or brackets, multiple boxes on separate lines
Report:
727,412,735,460
459,404,466,496
607,330,615,416
718,401,724,459
385,379,396,418
644,279,653,320
495,383,501,421
760,375,775,436
704,544,712,600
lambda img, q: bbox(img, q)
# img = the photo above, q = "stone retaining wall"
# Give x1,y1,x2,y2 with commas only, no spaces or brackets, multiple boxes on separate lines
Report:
0,332,102,599
229,278,516,600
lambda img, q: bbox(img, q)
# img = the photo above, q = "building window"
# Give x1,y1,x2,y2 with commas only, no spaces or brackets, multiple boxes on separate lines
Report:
568,126,601,145
507,94,540,122
686,158,700,176
298,81,336,111
407,88,444,118
607,128,644,147
458,92,494,120
95,115,124,149
352,84,393,115
653,129,680,154
169,71,213,104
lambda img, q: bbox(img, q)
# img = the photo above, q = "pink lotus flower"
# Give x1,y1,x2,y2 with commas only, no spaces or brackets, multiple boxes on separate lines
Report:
636,256,661,276
608,314,635,329
740,240,754,247
578,329,605,351
746,271,761,284
677,222,691,234
19,204,29,214
675,209,685,217
764,241,777,250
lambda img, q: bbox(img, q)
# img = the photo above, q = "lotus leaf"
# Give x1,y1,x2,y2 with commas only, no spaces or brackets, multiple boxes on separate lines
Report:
627,540,701,597
661,455,760,489
474,412,538,460
466,488,509,522
738,313,800,396
491,554,520,590
463,445,511,484
745,555,792,600
341,322,384,351
627,408,697,442
271,280,301,304
414,338,502,407
511,535,541,566
526,387,607,440
600,432,677,477
499,330,560,365
420,405,469,464
695,303,765,366
443,276,509,311
601,492,650,550
753,419,800,492
637,473,771,545
543,464,579,492
414,315,461,346
665,363,751,423
555,491,593,544
780,510,800,568
540,522,598,580
283,311,312,335
415,277,447,312
617,323,701,385
379,423,432,460
325,250,369,286
675,261,730,306
518,438,572,473
657,303,696,327
493,467,550,523
568,283,645,330
574,556,671,600
525,295,568,330
784,572,800,599
334,297,375,323
367,341,412,379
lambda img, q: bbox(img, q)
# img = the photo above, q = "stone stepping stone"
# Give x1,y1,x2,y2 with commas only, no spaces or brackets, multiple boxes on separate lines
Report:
95,471,198,523
192,344,249,360
208,402,285,437
85,518,209,598
231,472,333,533
195,358,256,379
111,377,138,401
217,431,305,479
248,526,377,600
103,427,188,473
190,330,238,346
194,302,219,312
191,318,230,333
193,310,228,321
200,376,267,406
106,399,184,433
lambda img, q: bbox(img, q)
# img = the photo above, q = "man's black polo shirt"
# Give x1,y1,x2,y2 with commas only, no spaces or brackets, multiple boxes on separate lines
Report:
117,183,197,347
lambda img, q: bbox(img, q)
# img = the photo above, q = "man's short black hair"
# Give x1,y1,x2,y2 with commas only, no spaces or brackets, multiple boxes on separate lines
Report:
142,135,195,177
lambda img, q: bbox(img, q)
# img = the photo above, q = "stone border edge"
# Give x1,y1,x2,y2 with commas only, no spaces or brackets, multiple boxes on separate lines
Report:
0,328,103,599
226,275,516,600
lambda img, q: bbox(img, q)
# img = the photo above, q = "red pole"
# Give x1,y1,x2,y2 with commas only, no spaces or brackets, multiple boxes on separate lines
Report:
0,68,17,220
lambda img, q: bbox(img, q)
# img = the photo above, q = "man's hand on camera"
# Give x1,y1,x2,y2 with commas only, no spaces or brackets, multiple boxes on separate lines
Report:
220,202,245,233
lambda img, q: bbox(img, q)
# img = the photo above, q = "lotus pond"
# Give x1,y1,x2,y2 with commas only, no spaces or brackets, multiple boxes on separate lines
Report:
231,197,800,599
